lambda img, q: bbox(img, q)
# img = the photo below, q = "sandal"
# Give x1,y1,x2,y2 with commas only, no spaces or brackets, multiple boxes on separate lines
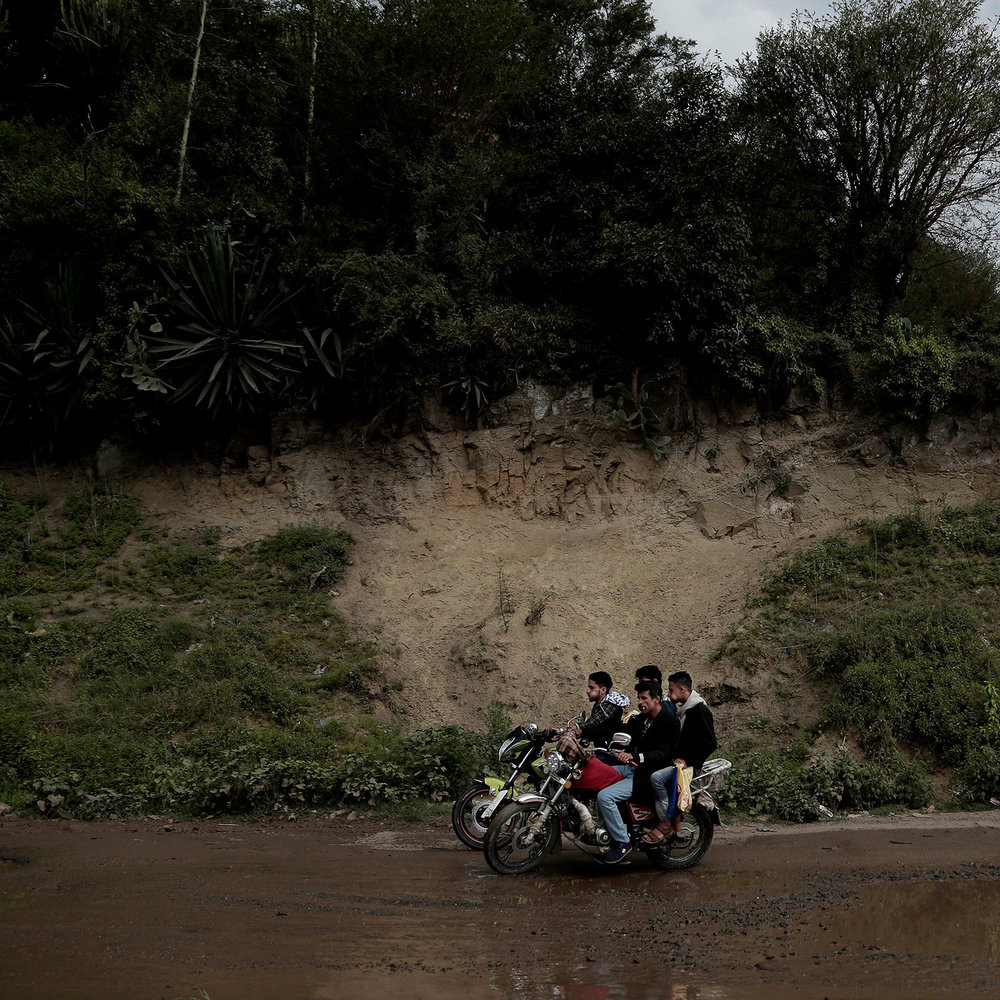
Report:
641,821,673,845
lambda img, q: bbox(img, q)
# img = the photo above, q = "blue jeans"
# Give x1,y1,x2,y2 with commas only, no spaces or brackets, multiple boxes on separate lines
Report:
649,765,678,822
595,764,634,845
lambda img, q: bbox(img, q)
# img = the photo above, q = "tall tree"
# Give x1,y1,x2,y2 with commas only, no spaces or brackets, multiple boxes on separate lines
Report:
736,0,1000,331
491,2,751,386
176,0,208,206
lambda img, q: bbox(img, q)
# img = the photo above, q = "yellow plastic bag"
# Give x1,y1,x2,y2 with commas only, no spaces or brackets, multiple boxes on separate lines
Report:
677,766,694,812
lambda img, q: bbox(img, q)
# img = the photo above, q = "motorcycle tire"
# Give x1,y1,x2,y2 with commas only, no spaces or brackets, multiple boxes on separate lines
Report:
645,803,714,871
451,782,500,850
483,800,559,875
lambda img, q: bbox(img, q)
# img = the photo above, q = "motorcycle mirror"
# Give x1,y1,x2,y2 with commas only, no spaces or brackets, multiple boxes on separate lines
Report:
609,732,630,748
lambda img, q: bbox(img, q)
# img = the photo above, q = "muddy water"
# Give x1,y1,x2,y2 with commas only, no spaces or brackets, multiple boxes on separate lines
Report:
2,813,1000,1000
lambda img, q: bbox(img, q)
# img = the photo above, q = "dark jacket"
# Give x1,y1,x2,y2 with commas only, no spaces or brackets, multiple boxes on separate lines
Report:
674,700,717,772
624,706,679,803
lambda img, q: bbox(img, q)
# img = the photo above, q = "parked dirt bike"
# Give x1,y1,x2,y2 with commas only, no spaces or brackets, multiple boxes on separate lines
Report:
451,722,552,849
482,737,731,874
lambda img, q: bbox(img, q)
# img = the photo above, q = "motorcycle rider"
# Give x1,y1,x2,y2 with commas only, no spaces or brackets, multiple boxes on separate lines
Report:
568,670,631,748
634,664,676,715
595,679,679,864
644,670,717,844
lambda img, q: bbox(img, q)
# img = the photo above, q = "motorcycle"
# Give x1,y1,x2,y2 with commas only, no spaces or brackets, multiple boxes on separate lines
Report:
482,733,731,875
451,721,553,849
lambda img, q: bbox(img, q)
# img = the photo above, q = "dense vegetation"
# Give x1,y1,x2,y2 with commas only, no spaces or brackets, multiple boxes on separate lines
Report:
0,477,508,817
4,0,1000,458
715,501,1000,820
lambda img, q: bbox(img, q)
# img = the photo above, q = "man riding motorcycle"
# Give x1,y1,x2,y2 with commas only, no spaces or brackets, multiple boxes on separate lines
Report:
570,670,631,748
594,679,679,864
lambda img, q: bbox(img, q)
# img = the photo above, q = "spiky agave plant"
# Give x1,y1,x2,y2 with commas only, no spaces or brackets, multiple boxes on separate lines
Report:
131,228,320,415
0,266,96,452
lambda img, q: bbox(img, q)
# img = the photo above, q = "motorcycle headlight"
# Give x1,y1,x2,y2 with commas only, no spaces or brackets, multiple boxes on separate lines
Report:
543,750,569,777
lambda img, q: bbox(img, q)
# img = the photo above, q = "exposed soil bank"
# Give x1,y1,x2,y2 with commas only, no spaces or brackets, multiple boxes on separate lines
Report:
29,397,998,746
3,811,999,1000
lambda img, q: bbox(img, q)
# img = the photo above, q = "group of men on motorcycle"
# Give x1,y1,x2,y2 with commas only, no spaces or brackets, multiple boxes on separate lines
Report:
566,664,717,864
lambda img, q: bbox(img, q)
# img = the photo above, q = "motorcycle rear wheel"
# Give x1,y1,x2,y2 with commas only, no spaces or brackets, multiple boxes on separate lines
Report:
483,801,559,874
645,804,714,870
452,782,500,850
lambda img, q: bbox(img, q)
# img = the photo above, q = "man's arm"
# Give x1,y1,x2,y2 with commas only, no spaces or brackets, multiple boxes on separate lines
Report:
676,706,717,768
576,698,620,738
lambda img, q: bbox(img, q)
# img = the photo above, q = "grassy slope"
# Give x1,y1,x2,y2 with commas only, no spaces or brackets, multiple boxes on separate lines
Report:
4,476,1000,822
714,501,1000,818
0,478,496,817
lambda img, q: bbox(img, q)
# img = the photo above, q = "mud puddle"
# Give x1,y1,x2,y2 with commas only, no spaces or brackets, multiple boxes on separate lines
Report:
824,879,1000,962
2,813,1000,1000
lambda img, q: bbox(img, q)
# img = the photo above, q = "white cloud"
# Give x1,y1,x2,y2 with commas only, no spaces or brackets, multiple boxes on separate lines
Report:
647,0,1000,68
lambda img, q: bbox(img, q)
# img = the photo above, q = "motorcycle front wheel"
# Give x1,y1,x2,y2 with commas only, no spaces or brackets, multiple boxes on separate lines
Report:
452,782,502,850
483,801,559,874
645,804,714,870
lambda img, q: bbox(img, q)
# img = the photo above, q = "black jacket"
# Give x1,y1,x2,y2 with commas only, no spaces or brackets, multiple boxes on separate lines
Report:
674,701,717,771
624,707,680,803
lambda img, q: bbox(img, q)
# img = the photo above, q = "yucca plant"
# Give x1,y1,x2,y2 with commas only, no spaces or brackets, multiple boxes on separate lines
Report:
0,266,96,451
130,228,339,415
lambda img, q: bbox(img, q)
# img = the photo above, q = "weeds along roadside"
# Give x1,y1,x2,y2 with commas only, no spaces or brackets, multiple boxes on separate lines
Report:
0,478,509,819
713,499,1000,820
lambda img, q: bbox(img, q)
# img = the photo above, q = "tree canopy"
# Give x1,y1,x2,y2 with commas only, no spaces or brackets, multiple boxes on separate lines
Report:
736,0,1000,324
3,0,1000,455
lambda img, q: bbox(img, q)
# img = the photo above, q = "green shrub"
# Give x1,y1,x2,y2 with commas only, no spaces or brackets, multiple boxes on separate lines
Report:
145,542,229,596
76,607,185,684
953,746,1000,804
720,748,931,820
61,483,140,557
862,316,955,420
257,525,352,591
175,635,303,726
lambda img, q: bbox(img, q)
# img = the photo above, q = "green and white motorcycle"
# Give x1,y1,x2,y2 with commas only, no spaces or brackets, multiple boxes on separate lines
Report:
451,722,557,849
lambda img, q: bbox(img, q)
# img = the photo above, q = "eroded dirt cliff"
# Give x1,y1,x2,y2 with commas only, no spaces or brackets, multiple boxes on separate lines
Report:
93,383,1000,745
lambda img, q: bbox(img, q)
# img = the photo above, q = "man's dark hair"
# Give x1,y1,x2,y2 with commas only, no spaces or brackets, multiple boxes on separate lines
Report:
635,664,661,683
668,670,693,692
589,670,613,691
635,679,662,700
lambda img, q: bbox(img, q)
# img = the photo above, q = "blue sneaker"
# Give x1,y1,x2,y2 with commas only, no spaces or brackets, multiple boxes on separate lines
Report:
603,842,632,864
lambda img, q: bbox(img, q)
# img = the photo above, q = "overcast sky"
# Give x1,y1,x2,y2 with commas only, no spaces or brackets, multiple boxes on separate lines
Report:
647,0,1000,68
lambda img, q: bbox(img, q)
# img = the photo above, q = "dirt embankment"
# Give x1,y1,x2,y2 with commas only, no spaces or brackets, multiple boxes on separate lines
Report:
69,383,1000,741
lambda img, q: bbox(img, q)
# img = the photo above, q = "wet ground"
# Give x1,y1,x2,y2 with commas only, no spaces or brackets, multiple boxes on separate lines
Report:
2,810,999,1000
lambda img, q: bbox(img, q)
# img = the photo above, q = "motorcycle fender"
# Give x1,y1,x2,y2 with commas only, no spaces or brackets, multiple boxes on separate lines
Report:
509,794,563,853
511,793,548,806
477,778,511,822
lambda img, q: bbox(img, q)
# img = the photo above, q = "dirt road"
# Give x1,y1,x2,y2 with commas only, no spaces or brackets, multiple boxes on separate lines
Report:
3,811,1000,1000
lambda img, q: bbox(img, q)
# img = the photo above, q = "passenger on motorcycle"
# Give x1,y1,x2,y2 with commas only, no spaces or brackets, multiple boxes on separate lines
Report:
595,679,679,864
634,664,676,715
644,670,718,845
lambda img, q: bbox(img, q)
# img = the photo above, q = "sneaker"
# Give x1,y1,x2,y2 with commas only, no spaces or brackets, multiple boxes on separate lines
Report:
602,842,632,864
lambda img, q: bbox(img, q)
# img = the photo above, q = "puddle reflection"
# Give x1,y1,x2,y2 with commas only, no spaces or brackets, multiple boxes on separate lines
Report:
491,964,731,999
827,879,1000,960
